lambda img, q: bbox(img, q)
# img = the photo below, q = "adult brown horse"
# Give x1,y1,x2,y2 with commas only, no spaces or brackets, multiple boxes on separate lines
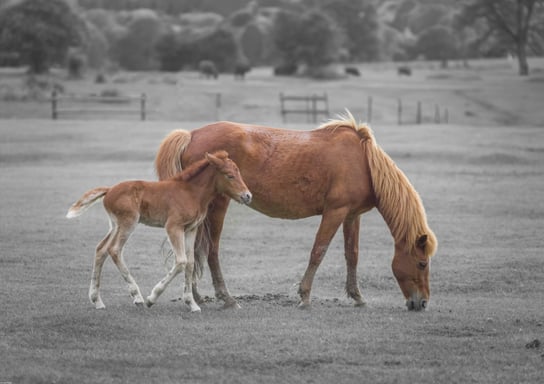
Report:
155,112,437,311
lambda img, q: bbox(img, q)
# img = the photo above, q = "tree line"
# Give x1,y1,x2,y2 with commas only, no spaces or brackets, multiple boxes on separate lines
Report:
0,0,542,76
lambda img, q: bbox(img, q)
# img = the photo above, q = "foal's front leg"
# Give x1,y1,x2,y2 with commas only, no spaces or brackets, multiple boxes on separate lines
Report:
146,224,187,307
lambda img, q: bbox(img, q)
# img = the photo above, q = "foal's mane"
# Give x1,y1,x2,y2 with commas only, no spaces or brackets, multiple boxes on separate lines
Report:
319,111,437,257
174,150,229,182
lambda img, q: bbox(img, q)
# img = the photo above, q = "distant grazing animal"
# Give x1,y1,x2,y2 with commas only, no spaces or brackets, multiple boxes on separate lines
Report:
274,63,297,76
234,62,251,80
199,60,218,79
66,151,251,311
397,66,412,76
345,66,361,76
155,111,438,311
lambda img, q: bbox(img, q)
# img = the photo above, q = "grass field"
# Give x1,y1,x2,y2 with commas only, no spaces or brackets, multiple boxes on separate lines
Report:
1,62,543,383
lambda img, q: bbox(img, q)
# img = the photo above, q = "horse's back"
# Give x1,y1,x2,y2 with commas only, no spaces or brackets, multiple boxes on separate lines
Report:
183,122,375,218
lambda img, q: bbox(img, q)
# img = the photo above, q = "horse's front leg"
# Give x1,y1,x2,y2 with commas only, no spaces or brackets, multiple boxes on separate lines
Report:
183,229,201,312
146,224,186,307
298,208,348,309
205,195,240,309
343,215,366,307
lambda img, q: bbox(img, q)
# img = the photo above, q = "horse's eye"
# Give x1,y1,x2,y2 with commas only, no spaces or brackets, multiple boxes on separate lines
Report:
417,261,428,270
226,174,235,180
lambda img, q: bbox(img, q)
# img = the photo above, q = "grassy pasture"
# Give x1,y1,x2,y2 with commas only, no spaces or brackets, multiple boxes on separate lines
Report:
1,61,544,383
1,118,543,383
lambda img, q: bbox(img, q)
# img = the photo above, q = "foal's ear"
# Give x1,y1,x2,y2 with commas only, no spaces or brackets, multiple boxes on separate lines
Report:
205,152,223,168
416,234,428,250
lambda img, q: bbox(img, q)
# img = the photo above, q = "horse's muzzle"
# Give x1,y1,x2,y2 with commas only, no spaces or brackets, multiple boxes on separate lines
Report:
406,294,428,311
240,191,252,205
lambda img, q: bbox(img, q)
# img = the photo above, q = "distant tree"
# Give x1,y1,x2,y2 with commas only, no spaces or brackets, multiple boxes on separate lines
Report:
112,9,163,70
459,0,544,75
0,0,84,73
320,0,380,61
156,28,237,72
415,26,458,67
274,9,340,69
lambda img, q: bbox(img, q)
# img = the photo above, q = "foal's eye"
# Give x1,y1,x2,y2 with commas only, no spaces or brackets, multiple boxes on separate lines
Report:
417,261,428,270
226,174,235,180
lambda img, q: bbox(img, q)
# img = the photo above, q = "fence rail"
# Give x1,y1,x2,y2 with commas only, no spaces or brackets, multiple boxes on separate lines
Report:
50,91,147,120
280,92,329,123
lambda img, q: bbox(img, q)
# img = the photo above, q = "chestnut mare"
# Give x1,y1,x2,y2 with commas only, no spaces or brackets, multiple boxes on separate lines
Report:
155,113,437,311
66,151,252,312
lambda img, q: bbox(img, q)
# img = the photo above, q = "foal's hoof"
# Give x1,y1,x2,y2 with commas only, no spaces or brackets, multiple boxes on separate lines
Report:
297,301,311,310
94,303,106,310
145,299,154,308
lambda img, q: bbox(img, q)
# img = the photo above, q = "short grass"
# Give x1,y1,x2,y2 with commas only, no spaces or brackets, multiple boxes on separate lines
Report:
1,118,543,383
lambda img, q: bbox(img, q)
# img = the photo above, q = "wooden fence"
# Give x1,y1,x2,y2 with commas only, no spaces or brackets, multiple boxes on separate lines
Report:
279,93,329,123
50,91,147,120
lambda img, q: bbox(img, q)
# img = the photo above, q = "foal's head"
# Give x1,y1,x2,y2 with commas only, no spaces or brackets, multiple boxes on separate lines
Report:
206,151,252,205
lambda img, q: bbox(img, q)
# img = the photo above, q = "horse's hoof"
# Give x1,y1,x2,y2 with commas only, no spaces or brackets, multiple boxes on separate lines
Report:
145,299,154,308
191,307,202,313
222,301,241,310
297,302,311,310
354,300,367,307
95,303,106,310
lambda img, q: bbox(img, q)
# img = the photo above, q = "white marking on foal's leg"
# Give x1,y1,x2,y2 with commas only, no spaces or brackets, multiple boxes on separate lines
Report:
183,229,201,313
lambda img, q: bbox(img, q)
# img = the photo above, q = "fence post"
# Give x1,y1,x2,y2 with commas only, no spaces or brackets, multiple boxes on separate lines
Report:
416,101,422,124
51,90,58,120
367,96,373,123
215,93,221,120
434,104,440,124
397,98,402,125
280,93,286,123
140,93,146,121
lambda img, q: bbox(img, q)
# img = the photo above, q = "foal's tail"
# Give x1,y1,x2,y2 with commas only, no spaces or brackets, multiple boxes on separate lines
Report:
66,187,109,218
155,129,207,279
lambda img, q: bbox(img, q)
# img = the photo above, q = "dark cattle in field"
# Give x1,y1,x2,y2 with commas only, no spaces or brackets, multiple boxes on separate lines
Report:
345,66,360,76
234,63,251,80
199,60,218,79
274,63,297,76
397,66,412,76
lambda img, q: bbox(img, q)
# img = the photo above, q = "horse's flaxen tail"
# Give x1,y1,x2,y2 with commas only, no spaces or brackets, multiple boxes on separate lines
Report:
154,129,207,279
66,187,109,219
155,129,192,180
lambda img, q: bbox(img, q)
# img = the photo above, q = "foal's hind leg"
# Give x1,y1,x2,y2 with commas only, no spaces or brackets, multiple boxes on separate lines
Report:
89,227,112,309
343,216,366,307
182,229,201,312
146,224,187,307
108,221,145,306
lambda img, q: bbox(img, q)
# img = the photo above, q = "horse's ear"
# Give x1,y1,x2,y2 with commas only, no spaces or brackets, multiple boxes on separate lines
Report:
416,234,428,250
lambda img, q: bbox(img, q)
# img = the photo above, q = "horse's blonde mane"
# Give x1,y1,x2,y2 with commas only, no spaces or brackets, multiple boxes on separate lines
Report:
320,111,437,257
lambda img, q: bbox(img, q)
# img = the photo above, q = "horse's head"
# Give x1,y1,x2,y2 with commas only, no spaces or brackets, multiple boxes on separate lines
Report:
392,234,432,311
206,151,252,205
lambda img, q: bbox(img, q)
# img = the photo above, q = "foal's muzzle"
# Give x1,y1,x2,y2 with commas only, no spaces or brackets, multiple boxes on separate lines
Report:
240,191,252,205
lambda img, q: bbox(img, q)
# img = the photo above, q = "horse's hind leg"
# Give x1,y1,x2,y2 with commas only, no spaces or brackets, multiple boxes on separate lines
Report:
108,221,145,306
204,196,240,309
146,224,187,307
343,216,366,307
89,226,112,309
